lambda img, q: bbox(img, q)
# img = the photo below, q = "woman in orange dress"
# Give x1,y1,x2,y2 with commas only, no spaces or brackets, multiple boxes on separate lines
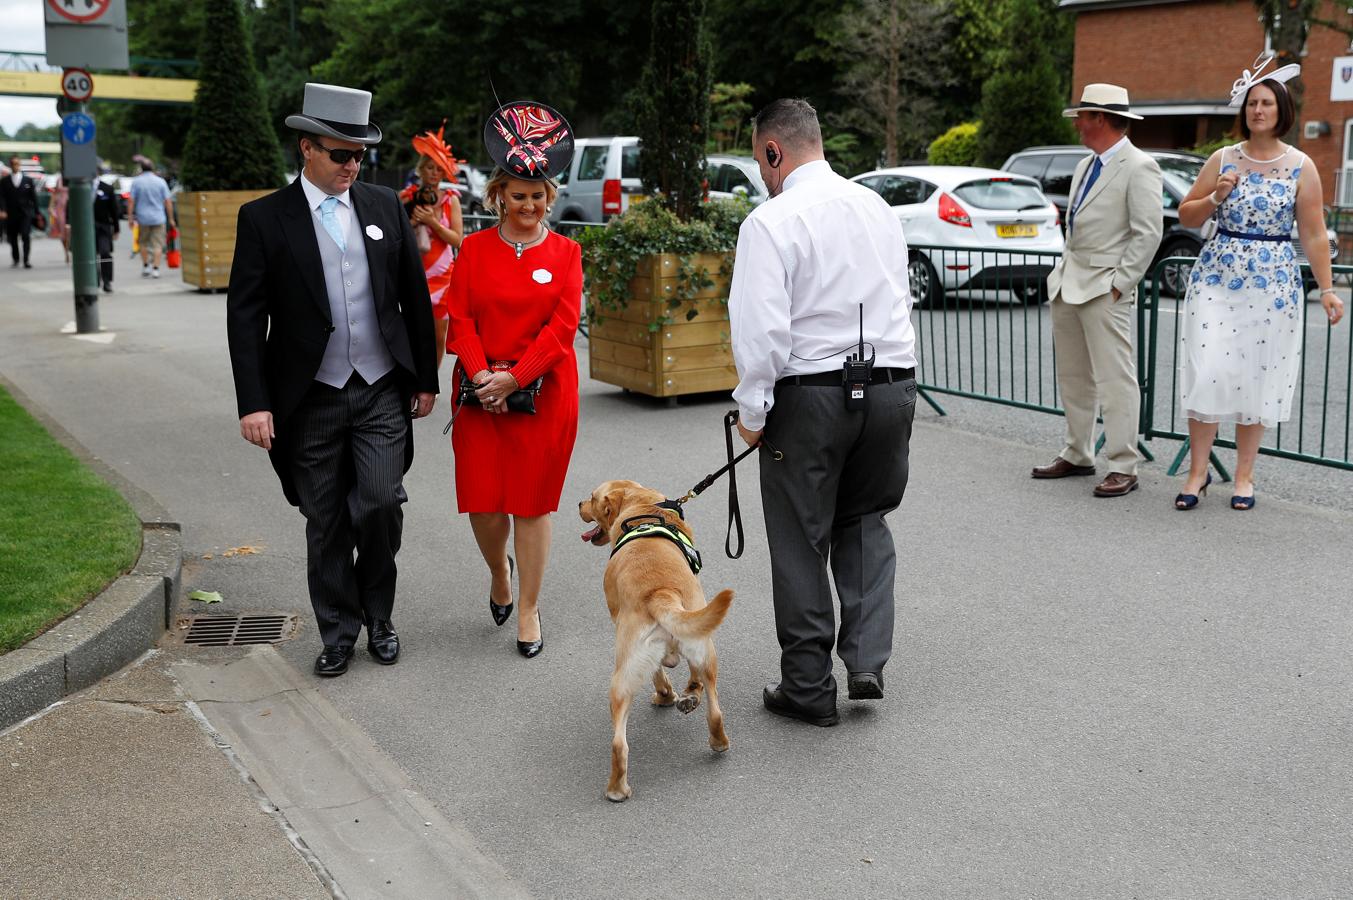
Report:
399,123,464,368
445,100,578,658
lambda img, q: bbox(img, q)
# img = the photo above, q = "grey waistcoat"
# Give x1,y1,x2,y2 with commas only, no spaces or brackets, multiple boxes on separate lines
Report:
313,211,396,389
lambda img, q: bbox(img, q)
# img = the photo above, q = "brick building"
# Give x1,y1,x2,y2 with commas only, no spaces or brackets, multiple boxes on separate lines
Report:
1061,0,1353,206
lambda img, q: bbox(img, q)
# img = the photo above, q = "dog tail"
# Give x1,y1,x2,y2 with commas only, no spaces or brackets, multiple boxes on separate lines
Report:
655,589,733,641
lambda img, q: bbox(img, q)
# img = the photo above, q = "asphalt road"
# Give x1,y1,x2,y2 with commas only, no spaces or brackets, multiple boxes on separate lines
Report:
4,238,1352,898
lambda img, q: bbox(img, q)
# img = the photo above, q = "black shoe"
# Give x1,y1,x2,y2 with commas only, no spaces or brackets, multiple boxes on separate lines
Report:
366,620,399,665
762,684,839,726
517,609,543,658
490,556,515,626
22,262,31,269
847,672,884,700
314,645,354,677
102,282,113,293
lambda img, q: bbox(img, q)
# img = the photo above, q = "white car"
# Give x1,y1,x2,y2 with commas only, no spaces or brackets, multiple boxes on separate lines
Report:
851,165,1063,307
705,154,768,205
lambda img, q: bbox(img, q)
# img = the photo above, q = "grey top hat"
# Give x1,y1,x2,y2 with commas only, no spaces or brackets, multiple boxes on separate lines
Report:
285,83,383,144
1062,83,1144,121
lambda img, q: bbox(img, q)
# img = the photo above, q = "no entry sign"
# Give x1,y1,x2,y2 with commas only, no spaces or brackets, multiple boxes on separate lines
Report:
47,0,112,25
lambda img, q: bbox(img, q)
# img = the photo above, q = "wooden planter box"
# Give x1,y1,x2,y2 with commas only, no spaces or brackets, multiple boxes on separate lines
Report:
588,252,739,398
178,189,274,290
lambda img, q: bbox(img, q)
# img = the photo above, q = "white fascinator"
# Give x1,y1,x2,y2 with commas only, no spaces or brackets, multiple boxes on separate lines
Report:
1229,52,1301,107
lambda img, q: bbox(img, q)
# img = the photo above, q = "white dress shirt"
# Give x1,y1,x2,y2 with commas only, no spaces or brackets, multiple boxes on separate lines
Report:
728,159,917,431
299,171,354,248
1071,134,1129,213
10,172,21,188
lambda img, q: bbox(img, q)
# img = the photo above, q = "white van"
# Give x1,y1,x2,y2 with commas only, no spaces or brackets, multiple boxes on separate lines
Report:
549,136,642,225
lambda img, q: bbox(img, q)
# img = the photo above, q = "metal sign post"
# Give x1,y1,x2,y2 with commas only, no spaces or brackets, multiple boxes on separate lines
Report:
46,0,130,335
62,108,99,333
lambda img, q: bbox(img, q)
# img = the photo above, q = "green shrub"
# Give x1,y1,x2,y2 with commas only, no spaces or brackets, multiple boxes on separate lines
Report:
929,122,981,166
579,198,751,331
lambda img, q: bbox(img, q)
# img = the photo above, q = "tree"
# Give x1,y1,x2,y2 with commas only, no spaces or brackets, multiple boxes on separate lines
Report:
122,0,204,162
832,0,953,167
709,83,754,153
975,0,1073,167
180,0,284,190
634,0,713,220
248,0,340,164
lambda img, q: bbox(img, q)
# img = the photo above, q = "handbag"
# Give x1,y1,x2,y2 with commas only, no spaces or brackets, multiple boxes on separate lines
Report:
443,361,544,433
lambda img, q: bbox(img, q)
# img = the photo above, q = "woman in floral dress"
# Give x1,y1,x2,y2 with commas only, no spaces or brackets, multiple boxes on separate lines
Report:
1174,63,1343,510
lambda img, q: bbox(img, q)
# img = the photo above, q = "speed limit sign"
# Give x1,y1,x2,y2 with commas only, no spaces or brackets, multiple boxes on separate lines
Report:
61,68,94,103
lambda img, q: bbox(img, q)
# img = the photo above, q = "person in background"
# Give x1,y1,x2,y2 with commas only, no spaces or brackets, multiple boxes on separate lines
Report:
48,175,70,264
399,123,464,369
1173,57,1343,511
127,158,175,278
94,167,121,293
0,155,39,268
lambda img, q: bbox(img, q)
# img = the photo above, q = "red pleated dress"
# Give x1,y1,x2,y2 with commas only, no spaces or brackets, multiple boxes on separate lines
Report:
444,228,582,515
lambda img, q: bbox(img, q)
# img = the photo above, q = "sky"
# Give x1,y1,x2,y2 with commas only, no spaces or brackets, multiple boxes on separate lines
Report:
0,0,70,134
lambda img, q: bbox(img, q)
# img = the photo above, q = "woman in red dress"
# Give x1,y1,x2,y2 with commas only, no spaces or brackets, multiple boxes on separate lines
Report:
399,123,464,369
445,100,579,658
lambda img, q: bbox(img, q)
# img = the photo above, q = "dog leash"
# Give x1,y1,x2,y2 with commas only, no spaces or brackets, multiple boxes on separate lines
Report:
670,410,782,559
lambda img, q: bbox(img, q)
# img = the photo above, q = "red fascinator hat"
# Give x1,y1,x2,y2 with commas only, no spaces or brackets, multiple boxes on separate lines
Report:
411,121,461,181
482,100,574,181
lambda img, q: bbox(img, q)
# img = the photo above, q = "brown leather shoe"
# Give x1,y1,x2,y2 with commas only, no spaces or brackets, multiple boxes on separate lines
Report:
1031,457,1096,479
1093,472,1139,497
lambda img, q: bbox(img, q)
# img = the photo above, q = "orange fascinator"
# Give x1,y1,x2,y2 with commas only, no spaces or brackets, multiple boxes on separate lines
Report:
411,120,462,181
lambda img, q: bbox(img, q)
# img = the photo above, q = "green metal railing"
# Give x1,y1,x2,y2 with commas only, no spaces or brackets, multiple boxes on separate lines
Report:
908,241,1352,476
1142,255,1353,474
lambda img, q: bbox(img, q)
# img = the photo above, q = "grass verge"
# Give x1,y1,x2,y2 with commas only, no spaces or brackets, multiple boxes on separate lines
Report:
0,385,141,653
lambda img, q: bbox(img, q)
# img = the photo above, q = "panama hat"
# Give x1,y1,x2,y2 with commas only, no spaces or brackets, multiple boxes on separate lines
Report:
285,83,382,145
483,100,574,182
1062,83,1143,120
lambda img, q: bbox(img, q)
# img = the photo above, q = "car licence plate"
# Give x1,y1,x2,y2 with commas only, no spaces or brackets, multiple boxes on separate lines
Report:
996,224,1038,238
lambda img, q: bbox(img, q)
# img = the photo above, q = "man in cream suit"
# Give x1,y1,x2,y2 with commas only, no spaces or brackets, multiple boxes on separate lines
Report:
1034,84,1162,497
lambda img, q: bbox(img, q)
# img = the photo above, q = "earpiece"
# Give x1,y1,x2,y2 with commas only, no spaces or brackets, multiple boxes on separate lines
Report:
766,144,780,167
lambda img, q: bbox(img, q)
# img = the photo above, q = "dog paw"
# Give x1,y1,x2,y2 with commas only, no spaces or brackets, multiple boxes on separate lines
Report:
661,651,680,668
651,691,676,707
605,785,632,802
710,737,730,753
676,694,700,714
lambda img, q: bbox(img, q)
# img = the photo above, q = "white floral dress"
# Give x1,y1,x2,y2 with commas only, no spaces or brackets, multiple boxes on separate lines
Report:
1180,144,1306,428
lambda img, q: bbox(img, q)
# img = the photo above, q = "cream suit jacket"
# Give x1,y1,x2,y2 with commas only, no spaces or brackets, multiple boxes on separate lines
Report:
1046,142,1163,304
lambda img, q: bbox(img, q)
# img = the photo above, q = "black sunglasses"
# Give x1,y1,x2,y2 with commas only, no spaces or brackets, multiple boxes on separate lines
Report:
309,138,366,165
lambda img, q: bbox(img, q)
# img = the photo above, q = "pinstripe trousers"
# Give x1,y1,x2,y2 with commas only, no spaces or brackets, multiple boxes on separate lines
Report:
289,373,409,647
759,377,916,715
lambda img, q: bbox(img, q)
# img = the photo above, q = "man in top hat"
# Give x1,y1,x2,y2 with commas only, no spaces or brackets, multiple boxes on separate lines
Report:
1034,84,1163,497
0,155,39,268
227,83,440,676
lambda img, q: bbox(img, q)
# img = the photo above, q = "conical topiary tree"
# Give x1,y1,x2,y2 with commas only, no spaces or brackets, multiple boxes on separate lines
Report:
633,0,712,221
180,0,284,190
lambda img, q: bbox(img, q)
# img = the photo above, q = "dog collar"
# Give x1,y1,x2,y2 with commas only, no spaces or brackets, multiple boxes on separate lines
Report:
611,517,702,575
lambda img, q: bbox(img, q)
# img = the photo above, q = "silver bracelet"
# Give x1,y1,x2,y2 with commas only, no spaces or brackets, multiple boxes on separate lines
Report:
1207,192,1224,206
1320,288,1339,297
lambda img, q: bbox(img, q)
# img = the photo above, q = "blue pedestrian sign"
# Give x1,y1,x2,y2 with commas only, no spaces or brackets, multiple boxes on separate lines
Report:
62,112,95,145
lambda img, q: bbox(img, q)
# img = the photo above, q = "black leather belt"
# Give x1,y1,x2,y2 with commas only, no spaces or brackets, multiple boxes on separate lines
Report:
779,367,915,387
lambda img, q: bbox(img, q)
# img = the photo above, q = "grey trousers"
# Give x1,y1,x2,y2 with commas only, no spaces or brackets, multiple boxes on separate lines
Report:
760,376,916,713
289,373,409,647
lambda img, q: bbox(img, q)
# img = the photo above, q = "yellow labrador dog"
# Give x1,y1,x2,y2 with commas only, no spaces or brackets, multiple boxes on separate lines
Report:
579,479,732,802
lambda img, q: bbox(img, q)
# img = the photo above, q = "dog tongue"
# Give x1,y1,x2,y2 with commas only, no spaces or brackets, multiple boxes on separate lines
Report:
581,525,603,542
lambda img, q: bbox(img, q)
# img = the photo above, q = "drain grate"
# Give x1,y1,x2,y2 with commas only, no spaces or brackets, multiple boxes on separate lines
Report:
182,614,296,647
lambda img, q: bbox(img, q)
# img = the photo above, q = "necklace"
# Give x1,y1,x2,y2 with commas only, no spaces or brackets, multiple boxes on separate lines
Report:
498,223,545,259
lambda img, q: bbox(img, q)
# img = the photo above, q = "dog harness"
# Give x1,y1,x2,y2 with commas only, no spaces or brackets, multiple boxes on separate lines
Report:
610,512,702,575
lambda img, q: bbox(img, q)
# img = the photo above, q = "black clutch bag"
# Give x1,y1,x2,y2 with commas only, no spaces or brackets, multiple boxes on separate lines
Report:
444,362,543,433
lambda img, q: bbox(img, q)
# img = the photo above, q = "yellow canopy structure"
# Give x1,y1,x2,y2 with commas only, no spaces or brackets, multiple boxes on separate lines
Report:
0,71,195,105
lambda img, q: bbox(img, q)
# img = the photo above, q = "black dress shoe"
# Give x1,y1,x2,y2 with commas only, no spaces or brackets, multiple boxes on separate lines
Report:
762,684,839,726
847,672,884,700
516,610,543,658
490,556,515,626
314,645,354,677
366,620,399,665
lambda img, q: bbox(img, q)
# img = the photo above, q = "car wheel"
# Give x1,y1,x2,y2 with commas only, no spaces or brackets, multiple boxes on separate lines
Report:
908,251,940,310
1157,237,1201,298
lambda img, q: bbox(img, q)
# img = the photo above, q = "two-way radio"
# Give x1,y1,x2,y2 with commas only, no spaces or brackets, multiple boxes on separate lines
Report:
843,303,874,411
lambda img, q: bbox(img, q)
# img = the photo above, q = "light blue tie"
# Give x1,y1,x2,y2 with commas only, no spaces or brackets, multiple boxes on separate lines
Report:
1068,156,1103,234
319,195,346,253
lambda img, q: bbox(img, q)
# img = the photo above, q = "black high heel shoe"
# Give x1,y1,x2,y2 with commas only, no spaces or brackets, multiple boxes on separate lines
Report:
1174,473,1212,511
489,557,515,627
517,609,543,659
